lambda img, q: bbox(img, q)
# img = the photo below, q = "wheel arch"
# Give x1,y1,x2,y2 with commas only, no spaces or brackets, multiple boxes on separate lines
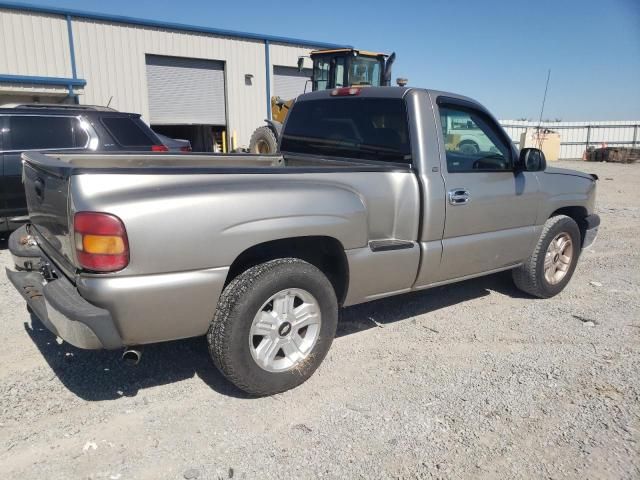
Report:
225,236,349,305
264,119,282,139
549,206,589,244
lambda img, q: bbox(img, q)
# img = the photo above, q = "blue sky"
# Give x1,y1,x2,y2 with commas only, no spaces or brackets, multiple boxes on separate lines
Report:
9,0,640,120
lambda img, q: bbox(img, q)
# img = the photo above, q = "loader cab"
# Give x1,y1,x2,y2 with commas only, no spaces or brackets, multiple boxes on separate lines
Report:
308,49,390,91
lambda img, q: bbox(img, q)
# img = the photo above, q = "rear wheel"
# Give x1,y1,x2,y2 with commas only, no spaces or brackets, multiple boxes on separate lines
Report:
208,258,338,396
512,215,581,298
248,126,278,154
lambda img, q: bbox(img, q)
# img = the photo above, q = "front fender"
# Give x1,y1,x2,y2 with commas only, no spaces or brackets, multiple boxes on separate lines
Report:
535,173,597,223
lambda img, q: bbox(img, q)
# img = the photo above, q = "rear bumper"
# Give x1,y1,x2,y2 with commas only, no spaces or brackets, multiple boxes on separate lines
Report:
7,227,123,350
8,225,230,348
582,214,600,249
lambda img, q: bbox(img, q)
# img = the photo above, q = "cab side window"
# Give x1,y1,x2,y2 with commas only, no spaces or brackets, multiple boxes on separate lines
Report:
439,106,512,172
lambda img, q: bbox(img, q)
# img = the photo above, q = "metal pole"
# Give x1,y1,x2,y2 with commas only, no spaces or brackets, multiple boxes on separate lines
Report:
586,125,591,151
65,14,79,104
633,125,638,148
264,40,271,120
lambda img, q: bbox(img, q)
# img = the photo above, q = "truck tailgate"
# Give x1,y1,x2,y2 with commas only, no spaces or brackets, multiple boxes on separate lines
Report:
23,160,76,275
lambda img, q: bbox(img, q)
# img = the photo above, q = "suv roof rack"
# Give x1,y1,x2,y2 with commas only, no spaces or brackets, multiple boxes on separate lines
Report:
5,103,117,112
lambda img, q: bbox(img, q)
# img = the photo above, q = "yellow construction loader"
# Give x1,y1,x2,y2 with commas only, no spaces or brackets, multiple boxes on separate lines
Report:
248,48,398,154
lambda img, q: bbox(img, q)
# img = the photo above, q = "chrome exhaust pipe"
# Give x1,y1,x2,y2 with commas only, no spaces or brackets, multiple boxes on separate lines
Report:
122,348,142,365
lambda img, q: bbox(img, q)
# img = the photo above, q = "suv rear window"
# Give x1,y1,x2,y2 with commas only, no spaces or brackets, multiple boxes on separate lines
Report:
101,116,156,147
280,97,411,163
8,115,88,150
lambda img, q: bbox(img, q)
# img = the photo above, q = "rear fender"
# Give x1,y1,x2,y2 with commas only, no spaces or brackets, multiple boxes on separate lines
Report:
71,175,368,275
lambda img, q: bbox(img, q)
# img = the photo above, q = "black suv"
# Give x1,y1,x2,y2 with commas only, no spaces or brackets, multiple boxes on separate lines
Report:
0,104,167,232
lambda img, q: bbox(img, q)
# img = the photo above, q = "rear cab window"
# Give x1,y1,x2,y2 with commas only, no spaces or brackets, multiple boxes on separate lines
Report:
101,116,157,147
280,97,412,164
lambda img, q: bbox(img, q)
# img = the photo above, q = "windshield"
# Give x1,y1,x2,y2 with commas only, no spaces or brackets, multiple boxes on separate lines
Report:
349,56,382,86
280,97,411,164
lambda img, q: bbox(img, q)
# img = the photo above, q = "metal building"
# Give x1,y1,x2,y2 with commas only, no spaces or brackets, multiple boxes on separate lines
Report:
0,2,347,150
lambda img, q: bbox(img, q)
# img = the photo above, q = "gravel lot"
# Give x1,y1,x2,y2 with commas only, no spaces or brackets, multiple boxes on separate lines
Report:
1,160,639,480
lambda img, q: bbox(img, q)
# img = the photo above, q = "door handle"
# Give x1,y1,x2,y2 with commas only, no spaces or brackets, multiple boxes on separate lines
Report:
448,188,470,205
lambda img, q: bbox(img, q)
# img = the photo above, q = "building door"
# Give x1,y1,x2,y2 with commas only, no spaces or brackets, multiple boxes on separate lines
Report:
146,55,226,151
273,66,312,100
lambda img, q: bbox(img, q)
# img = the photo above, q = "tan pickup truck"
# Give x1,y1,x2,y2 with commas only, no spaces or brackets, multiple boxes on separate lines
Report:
7,86,599,395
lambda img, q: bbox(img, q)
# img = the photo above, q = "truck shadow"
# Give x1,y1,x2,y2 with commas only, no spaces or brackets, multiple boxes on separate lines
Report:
24,271,527,401
337,271,527,336
24,317,250,400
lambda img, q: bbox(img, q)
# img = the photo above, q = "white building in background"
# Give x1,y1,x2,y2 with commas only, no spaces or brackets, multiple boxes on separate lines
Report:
0,3,343,150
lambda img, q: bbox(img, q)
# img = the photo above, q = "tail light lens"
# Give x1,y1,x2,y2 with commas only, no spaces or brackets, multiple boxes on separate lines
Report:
74,212,129,272
151,144,169,152
180,145,192,152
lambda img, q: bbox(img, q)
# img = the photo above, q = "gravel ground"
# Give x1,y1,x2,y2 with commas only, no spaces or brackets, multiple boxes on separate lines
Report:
1,160,639,480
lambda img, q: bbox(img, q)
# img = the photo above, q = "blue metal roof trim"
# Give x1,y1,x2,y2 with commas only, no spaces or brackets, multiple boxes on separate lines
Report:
0,74,87,87
0,1,351,49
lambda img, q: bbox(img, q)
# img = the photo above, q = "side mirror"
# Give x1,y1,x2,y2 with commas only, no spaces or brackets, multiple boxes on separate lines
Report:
297,57,304,72
518,148,546,172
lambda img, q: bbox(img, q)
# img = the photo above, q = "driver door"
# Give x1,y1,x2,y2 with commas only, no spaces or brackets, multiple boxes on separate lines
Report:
437,101,541,281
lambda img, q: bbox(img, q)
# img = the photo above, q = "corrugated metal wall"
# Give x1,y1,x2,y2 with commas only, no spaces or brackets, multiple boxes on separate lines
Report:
269,42,314,97
0,8,322,146
71,18,269,146
501,120,639,159
0,8,72,95
273,66,313,99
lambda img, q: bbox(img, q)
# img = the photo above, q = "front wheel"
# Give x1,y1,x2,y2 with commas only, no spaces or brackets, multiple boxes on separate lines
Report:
512,215,581,298
208,258,338,396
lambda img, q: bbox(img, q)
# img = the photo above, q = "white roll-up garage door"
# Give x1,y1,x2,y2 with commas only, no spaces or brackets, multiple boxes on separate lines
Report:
146,55,226,125
273,66,312,100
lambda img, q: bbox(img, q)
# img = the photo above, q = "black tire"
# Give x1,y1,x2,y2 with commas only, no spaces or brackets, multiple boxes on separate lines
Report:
208,258,338,396
248,126,278,154
512,215,582,298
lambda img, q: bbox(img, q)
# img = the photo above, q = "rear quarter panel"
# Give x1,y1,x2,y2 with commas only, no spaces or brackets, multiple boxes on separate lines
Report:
69,170,420,276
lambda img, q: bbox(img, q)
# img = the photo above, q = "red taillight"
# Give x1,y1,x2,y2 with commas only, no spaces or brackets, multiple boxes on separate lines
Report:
151,144,169,152
331,87,361,96
74,212,129,272
180,145,192,152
